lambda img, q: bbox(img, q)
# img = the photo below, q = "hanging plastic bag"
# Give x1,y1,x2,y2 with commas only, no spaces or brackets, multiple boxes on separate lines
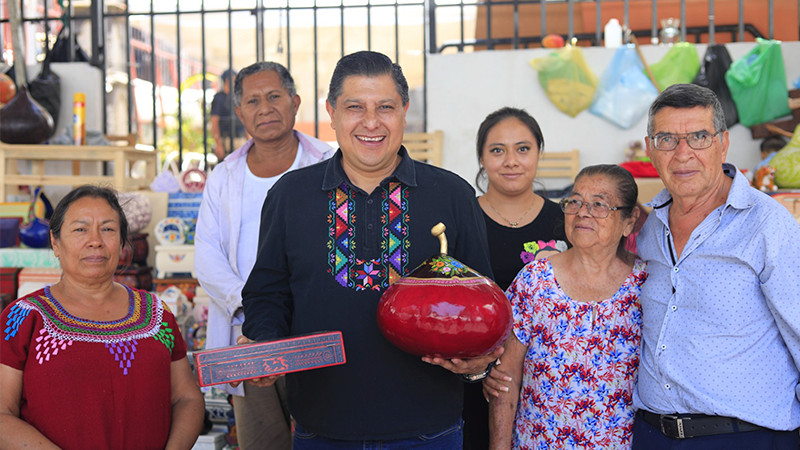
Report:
49,25,90,63
771,124,800,188
589,45,659,129
725,38,791,127
693,44,738,128
649,42,700,91
530,45,598,117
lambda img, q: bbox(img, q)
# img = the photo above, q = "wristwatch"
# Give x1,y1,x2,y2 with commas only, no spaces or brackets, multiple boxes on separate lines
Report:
461,360,496,383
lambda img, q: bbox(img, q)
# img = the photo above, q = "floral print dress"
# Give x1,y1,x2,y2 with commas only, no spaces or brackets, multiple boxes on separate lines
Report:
507,258,646,449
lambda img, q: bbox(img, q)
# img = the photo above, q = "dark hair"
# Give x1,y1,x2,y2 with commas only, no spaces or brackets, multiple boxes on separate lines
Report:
220,69,236,83
760,135,787,154
572,164,638,255
475,107,545,193
233,61,297,106
647,84,727,137
49,185,129,249
327,51,409,108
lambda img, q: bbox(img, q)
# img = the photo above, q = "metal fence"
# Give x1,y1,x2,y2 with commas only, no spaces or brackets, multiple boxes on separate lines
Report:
1,0,796,168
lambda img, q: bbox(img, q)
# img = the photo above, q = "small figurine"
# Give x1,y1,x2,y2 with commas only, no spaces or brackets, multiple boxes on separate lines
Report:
753,165,778,192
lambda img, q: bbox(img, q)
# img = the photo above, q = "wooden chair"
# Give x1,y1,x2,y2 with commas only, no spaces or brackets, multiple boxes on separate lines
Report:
105,133,137,147
403,130,444,167
537,149,580,181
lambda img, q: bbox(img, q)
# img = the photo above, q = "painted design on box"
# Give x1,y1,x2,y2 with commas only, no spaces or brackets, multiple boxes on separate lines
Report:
194,331,346,387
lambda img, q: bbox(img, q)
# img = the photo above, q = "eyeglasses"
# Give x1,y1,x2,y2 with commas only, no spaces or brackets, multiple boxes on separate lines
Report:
559,198,634,219
649,130,720,151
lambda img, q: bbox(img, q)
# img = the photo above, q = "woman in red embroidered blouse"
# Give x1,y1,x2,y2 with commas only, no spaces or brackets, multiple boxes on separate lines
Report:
0,185,204,449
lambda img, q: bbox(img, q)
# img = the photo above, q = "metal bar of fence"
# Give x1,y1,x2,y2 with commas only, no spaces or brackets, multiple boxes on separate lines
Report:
256,0,265,62
595,0,602,45
513,0,519,49
226,1,234,162
177,5,183,162
487,0,494,50
367,2,372,50
681,0,687,41
769,0,775,38
651,0,658,44
567,0,574,42
286,5,291,72
126,0,133,136
541,0,546,38
149,0,157,150
623,0,629,31
395,2,400,62
201,4,209,164
340,1,345,58
428,0,437,53
460,0,466,48
709,0,715,44
739,0,744,42
313,2,319,138
423,2,428,130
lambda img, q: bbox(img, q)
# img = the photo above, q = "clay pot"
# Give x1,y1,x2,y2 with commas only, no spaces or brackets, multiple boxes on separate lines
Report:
0,85,54,144
118,242,133,269
130,233,149,264
377,223,512,359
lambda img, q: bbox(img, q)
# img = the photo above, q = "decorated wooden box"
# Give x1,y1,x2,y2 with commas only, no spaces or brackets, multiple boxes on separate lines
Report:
193,331,346,387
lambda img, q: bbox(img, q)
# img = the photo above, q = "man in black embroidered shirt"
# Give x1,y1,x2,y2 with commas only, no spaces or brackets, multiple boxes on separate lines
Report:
241,51,501,446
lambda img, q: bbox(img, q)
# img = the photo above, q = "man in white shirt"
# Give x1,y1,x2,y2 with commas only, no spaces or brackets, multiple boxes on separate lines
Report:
195,61,333,449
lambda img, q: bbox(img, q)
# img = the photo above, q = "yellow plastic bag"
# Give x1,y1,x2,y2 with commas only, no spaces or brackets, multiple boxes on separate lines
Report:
531,45,598,117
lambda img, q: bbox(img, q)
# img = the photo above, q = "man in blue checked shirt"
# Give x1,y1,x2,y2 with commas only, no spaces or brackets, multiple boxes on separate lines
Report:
633,84,800,449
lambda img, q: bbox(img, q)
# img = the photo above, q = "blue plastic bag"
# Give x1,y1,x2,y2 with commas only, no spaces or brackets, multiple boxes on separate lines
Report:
590,45,659,129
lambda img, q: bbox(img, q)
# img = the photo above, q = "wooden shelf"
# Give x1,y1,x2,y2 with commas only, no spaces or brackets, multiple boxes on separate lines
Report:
0,143,158,199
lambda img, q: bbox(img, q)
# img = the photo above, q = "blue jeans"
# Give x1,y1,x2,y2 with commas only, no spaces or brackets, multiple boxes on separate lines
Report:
292,421,463,449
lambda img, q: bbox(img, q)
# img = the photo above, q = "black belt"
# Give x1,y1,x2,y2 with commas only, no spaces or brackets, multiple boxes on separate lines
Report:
638,409,767,439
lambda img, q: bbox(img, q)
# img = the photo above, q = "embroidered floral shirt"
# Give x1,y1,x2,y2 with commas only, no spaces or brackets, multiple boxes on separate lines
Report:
0,286,187,449
507,258,646,450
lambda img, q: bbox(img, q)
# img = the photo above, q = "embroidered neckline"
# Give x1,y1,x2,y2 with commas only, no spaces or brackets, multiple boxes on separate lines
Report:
17,286,165,344
328,182,410,291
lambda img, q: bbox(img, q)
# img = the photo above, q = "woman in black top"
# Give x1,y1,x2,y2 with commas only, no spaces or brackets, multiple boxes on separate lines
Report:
464,107,568,449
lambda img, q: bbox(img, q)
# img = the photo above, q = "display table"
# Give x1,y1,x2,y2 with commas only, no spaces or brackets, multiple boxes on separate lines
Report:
0,143,158,199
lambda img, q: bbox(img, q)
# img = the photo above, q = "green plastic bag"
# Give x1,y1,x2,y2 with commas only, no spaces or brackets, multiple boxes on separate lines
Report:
531,45,598,118
725,38,791,127
649,42,700,91
771,124,800,188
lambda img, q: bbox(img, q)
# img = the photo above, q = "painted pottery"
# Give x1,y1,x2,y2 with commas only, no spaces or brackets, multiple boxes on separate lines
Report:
377,223,512,358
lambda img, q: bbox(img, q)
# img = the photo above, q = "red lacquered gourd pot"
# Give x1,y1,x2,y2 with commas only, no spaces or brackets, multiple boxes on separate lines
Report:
377,223,512,358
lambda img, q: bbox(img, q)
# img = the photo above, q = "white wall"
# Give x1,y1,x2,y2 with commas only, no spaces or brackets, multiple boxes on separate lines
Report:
427,41,800,190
